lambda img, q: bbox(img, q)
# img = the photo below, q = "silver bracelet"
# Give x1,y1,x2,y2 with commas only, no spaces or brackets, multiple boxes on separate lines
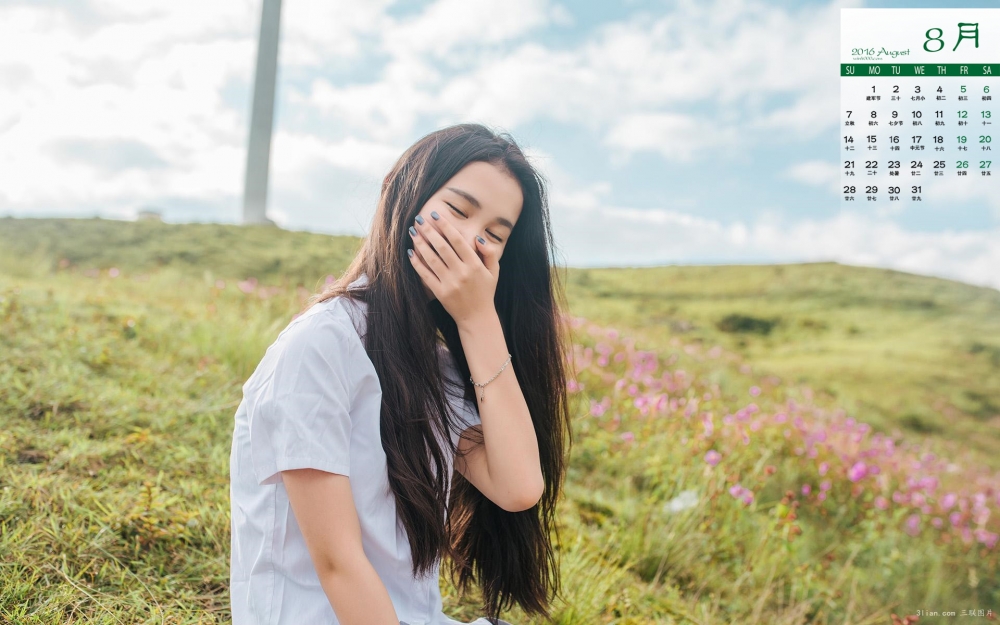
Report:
470,353,512,403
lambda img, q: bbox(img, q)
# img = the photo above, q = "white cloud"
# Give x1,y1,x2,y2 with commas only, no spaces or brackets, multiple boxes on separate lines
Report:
2,0,994,296
552,200,1000,291
380,0,553,61
285,0,860,164
290,57,443,142
271,131,404,179
604,111,741,164
1,0,858,220
784,160,841,193
922,172,1000,216
279,0,395,67
0,3,257,216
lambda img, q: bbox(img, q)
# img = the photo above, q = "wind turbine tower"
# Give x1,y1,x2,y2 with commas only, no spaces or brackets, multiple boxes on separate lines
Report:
242,0,282,226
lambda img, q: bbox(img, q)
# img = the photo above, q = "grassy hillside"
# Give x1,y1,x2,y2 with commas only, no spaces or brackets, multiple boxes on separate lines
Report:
563,263,1000,472
4,216,998,471
0,217,997,623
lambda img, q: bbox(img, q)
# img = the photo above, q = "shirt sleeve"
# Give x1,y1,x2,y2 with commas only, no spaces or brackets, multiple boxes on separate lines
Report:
244,311,355,486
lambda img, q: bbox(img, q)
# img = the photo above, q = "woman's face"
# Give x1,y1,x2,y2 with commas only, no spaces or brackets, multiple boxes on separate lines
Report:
413,161,523,301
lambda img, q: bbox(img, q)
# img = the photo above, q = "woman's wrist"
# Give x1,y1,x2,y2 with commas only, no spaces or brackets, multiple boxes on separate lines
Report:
455,309,501,337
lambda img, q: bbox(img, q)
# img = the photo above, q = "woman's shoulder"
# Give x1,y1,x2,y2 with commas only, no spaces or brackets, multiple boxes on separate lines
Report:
242,294,366,396
283,273,370,341
277,294,365,353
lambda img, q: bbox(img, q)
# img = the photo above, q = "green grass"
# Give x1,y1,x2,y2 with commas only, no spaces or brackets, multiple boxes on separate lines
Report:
563,262,1000,472
0,217,997,624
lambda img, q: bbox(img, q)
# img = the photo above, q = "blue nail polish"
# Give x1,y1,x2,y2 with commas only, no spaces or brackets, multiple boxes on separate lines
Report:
415,215,424,224
407,248,414,258
431,211,439,220
408,225,417,236
477,236,485,244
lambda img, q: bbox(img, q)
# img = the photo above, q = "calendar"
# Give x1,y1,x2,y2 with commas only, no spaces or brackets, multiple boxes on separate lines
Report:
841,9,998,208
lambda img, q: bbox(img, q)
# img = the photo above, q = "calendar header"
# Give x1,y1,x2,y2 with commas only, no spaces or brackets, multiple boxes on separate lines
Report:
842,8,1000,64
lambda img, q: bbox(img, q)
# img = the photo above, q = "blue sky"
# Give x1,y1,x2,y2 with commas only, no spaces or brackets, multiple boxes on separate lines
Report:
1,0,998,290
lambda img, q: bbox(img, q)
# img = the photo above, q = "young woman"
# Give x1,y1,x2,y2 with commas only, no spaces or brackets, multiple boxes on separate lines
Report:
230,123,574,625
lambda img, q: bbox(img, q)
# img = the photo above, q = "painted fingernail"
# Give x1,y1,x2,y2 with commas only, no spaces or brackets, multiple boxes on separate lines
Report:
431,211,439,220
407,248,414,258
476,236,485,244
408,226,417,236
415,215,424,225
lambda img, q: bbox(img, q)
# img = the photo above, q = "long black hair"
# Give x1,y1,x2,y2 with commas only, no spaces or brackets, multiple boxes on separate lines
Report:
301,123,574,622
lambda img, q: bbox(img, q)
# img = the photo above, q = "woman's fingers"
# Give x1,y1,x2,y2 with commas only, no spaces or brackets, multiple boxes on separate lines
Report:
408,244,440,286
414,218,462,269
424,214,471,265
410,225,447,278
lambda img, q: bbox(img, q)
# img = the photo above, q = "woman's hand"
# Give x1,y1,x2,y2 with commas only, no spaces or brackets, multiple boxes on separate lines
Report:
407,210,499,326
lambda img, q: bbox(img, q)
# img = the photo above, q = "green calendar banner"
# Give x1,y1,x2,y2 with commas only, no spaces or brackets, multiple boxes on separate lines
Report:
842,64,1000,77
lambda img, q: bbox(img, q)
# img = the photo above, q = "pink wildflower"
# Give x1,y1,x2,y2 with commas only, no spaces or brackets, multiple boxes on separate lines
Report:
974,529,998,549
847,461,868,482
655,395,668,412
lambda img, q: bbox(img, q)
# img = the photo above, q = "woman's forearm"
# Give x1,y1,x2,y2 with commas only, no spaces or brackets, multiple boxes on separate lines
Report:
320,556,400,625
457,310,544,508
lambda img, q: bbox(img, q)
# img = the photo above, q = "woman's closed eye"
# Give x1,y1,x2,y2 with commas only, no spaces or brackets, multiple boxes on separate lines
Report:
445,202,503,242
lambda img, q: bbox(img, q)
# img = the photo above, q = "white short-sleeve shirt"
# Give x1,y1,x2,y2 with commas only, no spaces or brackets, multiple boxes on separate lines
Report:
229,273,491,625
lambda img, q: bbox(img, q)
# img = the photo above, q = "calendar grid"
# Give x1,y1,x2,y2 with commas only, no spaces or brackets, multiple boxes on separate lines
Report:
841,9,998,205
